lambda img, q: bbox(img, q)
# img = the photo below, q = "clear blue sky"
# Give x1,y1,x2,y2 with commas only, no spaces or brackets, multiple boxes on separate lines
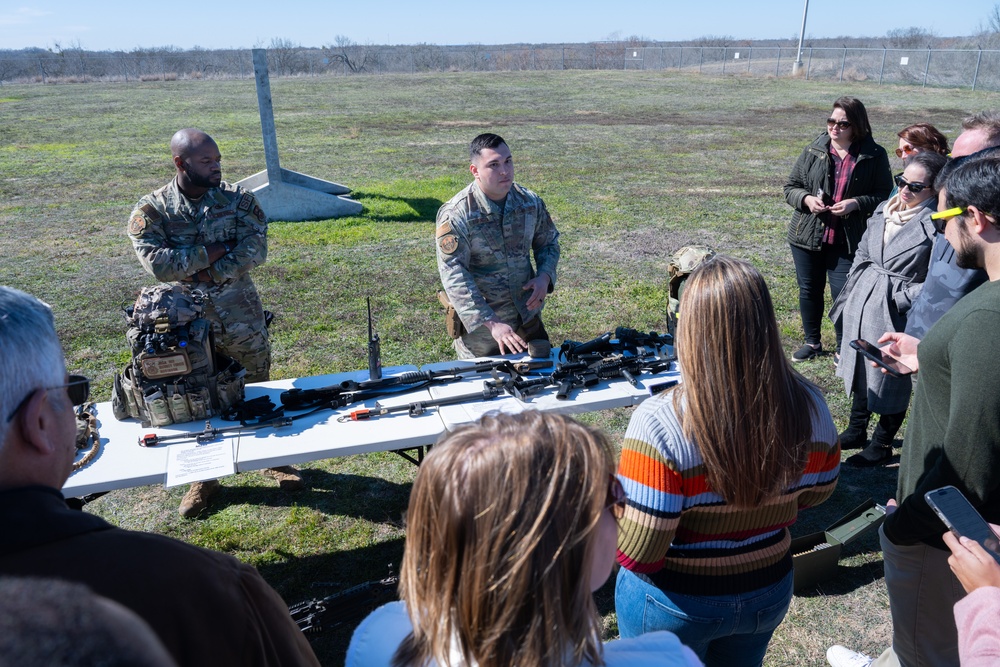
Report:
1,0,995,51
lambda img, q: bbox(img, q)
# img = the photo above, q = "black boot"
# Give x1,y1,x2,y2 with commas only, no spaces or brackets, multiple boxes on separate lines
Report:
846,411,904,468
839,392,871,450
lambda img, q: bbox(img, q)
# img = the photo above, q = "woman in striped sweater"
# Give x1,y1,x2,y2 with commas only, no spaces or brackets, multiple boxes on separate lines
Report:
615,256,840,667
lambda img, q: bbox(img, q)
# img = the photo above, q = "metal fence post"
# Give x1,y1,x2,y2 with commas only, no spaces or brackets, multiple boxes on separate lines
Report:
806,47,813,80
879,48,886,85
699,47,704,74
973,48,983,91
747,46,753,73
922,47,931,87
776,46,781,76
839,47,847,82
723,47,727,74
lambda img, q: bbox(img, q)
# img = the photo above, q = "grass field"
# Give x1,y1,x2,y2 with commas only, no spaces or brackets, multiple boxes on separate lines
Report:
2,70,998,665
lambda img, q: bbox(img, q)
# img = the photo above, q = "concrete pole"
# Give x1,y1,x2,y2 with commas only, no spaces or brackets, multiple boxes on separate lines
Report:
792,0,810,75
251,49,282,184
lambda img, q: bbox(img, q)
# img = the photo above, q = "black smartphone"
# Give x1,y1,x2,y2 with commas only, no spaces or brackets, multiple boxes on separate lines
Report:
925,486,1000,565
849,339,912,378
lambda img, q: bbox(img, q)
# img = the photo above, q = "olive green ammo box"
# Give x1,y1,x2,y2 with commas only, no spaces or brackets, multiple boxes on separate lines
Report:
791,499,887,592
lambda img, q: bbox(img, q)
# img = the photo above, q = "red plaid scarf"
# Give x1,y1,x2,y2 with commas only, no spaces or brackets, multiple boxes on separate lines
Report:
822,143,858,245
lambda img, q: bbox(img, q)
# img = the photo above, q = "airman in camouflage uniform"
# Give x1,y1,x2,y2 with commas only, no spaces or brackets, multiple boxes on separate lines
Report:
437,133,560,359
127,128,300,517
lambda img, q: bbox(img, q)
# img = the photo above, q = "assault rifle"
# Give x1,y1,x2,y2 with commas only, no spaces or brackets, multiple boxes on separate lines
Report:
551,352,674,400
279,358,551,411
290,573,399,634
138,416,293,447
559,327,673,361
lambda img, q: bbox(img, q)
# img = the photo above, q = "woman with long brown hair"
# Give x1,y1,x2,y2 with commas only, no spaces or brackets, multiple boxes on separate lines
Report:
615,256,840,667
347,410,701,667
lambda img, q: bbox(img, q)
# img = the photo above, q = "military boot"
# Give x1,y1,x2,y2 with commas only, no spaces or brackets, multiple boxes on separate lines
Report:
264,466,304,491
178,479,220,518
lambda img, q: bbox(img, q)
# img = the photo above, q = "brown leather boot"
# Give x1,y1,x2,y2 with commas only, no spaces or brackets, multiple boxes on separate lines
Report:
264,466,304,491
178,479,221,518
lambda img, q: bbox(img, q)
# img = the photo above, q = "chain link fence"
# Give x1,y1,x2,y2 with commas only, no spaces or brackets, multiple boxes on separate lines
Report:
2,44,997,91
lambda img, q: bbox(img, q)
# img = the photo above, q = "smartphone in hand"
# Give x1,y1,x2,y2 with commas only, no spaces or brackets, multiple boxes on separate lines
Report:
850,339,913,378
925,486,1000,565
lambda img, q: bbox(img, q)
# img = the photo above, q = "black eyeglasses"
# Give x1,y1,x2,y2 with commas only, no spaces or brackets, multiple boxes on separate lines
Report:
5,374,90,423
607,474,627,520
827,118,851,129
894,174,929,194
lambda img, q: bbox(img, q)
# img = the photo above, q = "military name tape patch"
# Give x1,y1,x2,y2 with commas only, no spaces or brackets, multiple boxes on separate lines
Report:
128,214,147,235
435,221,453,238
439,234,459,255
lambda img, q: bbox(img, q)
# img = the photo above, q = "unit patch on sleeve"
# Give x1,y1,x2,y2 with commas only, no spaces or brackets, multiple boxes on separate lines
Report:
128,213,147,235
237,193,253,212
438,234,459,255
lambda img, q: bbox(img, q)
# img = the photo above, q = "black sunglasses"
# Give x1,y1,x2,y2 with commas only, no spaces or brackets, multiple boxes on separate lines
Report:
894,174,928,194
827,118,851,129
5,374,90,423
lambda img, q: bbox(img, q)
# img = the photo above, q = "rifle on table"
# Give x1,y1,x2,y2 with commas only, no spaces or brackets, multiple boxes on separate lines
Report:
138,416,293,447
290,572,399,634
337,383,508,422
559,327,673,362
551,352,674,400
279,359,551,411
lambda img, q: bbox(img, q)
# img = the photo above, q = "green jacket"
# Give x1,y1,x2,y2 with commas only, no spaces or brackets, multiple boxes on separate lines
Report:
784,133,892,254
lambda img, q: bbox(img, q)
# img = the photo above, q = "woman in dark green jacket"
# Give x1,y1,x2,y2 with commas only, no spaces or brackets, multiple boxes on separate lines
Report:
783,97,893,362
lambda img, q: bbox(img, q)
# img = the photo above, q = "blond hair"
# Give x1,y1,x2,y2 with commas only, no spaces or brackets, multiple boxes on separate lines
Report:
394,411,614,667
675,256,815,507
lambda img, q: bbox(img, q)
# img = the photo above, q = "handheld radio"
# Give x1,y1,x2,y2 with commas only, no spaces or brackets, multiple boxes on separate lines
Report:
367,297,382,381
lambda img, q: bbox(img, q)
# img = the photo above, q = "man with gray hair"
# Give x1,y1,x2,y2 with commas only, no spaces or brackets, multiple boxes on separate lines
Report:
0,286,320,667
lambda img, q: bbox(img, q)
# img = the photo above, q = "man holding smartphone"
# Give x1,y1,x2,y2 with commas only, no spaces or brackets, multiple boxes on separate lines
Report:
828,155,1000,667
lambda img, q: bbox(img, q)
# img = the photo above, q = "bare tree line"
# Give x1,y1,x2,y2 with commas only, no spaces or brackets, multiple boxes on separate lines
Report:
2,23,999,87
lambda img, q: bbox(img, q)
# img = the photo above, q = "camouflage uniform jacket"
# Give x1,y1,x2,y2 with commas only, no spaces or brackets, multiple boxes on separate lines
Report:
128,177,267,289
127,178,271,380
436,181,560,333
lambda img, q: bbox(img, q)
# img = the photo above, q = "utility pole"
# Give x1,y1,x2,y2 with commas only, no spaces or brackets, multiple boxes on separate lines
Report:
792,0,810,75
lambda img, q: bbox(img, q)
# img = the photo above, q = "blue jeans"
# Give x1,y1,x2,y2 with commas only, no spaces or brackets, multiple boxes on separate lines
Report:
615,567,793,667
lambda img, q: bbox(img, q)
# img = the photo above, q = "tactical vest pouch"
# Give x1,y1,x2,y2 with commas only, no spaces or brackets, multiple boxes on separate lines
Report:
114,285,245,427
212,355,247,415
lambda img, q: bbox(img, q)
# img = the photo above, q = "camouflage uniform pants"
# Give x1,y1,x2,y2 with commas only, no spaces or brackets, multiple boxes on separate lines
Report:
203,281,271,383
454,315,548,359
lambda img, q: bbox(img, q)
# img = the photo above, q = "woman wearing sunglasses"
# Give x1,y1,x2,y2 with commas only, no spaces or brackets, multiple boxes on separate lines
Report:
614,256,840,667
784,97,893,362
896,122,950,161
831,150,948,467
347,410,701,667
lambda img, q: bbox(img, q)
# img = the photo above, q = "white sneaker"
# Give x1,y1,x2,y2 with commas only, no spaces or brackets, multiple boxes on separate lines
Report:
826,645,873,667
